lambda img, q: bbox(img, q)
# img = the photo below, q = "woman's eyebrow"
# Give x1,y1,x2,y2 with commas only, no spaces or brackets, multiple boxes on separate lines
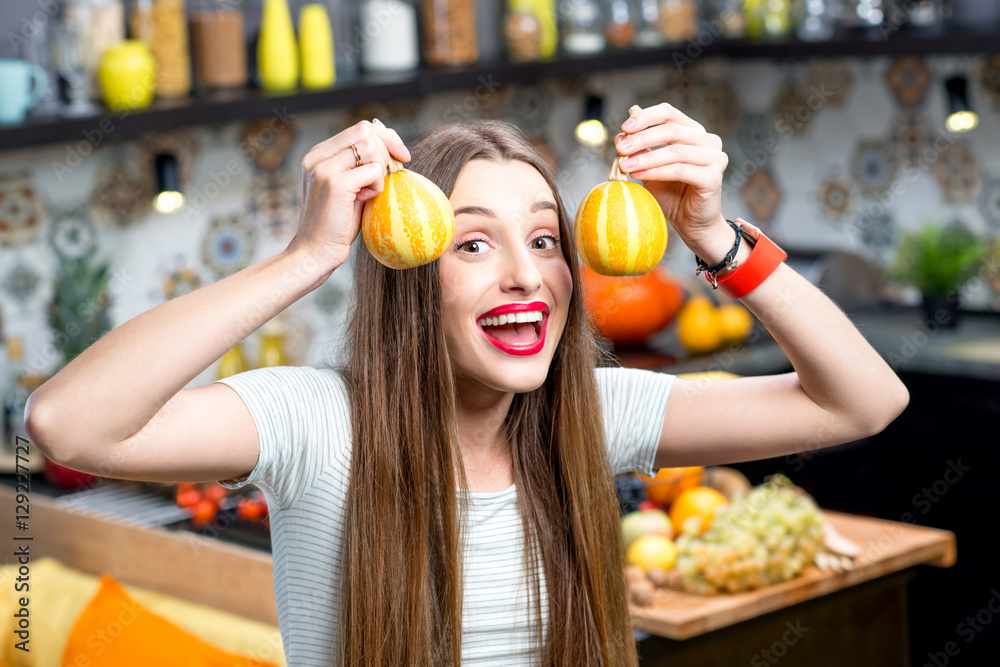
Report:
453,201,557,217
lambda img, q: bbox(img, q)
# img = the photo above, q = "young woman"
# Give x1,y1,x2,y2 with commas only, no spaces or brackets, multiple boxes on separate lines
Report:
26,104,908,667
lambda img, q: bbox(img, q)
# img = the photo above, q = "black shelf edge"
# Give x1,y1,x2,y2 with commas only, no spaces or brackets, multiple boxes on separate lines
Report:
1,29,997,153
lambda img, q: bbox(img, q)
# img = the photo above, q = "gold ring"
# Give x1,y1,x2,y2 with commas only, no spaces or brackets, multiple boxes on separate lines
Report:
349,142,362,168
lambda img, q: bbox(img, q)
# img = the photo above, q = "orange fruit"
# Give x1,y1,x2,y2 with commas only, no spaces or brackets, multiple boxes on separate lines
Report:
669,486,729,535
637,466,703,507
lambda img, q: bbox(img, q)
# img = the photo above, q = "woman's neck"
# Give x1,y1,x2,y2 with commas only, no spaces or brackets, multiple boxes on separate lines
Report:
454,378,515,491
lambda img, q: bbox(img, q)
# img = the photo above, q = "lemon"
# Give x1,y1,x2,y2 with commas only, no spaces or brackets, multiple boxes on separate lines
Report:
676,295,723,356
718,302,754,343
626,534,678,572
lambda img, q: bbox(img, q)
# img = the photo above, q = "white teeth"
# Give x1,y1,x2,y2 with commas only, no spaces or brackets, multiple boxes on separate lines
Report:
478,310,546,327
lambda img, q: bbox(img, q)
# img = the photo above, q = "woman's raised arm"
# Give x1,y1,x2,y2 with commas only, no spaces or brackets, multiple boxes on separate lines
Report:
614,103,909,468
24,120,409,482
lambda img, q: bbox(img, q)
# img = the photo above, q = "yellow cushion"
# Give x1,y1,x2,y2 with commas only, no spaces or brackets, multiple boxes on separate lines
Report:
0,558,285,667
60,573,279,667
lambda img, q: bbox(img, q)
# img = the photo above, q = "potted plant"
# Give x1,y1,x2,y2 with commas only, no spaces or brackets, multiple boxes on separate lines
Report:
888,222,987,328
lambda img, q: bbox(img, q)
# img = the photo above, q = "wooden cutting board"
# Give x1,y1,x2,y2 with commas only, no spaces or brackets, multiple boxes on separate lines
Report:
629,510,956,640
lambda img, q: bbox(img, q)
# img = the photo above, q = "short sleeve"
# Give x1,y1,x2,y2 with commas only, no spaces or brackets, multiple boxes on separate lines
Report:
595,366,675,477
212,365,349,509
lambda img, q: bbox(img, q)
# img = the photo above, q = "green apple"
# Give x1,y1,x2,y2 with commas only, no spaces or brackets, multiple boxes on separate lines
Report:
622,509,673,550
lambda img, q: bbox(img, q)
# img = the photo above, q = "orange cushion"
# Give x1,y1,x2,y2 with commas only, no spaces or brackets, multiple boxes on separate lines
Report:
60,574,278,667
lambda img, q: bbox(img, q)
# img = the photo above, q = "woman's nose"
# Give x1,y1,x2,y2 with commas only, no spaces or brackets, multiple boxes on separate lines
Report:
499,244,542,295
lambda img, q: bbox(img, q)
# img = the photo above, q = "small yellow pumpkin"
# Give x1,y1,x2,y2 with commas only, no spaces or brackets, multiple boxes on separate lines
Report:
361,156,455,269
574,106,668,277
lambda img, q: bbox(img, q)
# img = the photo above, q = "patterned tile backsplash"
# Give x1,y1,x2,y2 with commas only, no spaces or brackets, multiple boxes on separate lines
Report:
1,54,999,381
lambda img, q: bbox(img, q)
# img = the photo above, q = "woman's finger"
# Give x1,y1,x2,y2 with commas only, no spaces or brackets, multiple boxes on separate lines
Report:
620,144,724,175
628,162,726,190
622,102,705,135
617,122,722,155
302,120,409,173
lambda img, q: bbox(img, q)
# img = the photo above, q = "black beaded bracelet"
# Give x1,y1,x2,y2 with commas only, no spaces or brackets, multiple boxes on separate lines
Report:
695,219,744,289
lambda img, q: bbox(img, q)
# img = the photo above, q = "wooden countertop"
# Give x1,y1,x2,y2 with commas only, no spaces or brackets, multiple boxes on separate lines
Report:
629,510,956,640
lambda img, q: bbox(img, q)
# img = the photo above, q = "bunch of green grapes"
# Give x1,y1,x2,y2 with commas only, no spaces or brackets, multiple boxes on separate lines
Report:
673,474,825,594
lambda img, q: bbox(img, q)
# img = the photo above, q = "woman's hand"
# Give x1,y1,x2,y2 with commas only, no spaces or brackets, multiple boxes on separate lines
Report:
287,119,411,271
613,103,729,252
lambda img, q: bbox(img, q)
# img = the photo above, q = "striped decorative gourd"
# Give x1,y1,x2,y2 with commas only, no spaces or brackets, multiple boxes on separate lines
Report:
361,156,455,269
574,154,668,277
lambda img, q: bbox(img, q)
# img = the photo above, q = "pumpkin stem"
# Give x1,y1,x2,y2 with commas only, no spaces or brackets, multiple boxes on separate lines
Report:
608,105,645,182
388,156,405,174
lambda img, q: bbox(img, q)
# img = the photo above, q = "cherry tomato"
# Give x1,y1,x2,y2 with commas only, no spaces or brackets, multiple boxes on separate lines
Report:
191,499,218,526
203,484,228,504
176,488,203,509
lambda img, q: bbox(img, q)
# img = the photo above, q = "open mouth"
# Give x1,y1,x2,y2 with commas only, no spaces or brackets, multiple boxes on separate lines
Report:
476,306,548,356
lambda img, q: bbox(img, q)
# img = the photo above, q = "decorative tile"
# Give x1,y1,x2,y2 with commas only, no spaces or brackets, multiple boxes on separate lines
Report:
200,214,258,279
771,77,814,137
741,168,782,225
158,257,203,301
932,140,979,203
662,67,706,118
849,202,897,261
0,174,44,247
817,172,855,220
47,205,98,260
805,60,853,109
241,116,297,173
89,160,155,228
347,98,424,144
702,79,741,138
885,57,931,108
507,83,554,138
246,171,299,241
736,112,779,164
978,174,1000,231
889,109,931,168
979,56,1000,110
1,258,42,306
851,139,898,198
138,130,199,188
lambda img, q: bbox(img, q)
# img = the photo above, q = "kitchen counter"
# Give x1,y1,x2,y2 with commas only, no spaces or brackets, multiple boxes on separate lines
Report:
621,307,1000,381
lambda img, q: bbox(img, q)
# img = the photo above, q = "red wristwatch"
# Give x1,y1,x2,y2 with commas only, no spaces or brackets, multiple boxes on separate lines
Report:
708,219,787,299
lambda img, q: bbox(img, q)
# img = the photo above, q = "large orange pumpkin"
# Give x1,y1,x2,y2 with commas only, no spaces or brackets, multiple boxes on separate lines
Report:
581,265,685,343
574,106,668,276
361,156,455,269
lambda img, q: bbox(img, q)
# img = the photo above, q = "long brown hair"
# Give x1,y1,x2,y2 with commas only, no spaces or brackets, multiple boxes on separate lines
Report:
337,121,635,666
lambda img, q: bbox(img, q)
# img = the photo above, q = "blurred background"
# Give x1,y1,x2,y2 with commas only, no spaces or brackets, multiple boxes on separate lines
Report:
0,0,998,665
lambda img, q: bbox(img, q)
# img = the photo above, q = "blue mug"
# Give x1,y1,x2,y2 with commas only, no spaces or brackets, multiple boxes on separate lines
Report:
0,59,48,125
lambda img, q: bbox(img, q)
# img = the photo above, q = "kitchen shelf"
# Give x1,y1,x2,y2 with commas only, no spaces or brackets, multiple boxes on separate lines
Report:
2,27,998,152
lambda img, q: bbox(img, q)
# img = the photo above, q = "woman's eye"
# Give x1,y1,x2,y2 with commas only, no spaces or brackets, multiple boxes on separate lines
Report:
531,236,559,250
459,240,485,254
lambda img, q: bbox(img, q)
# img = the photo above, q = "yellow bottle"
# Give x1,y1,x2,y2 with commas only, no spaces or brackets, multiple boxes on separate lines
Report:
299,4,335,90
257,321,289,368
531,0,557,59
258,0,299,92
217,343,249,379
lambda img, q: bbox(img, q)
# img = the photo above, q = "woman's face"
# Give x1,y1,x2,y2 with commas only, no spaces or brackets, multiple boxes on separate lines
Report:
439,159,573,397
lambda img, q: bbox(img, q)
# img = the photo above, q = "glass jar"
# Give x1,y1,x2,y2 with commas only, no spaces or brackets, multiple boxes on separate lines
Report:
129,0,191,97
63,0,125,101
360,0,420,73
420,0,478,67
605,0,636,48
745,0,792,39
560,0,605,54
635,0,666,46
713,0,747,38
659,0,699,41
504,0,543,62
793,0,834,40
190,0,247,90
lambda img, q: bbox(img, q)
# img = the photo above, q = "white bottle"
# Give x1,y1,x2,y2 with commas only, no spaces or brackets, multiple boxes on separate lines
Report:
359,0,420,73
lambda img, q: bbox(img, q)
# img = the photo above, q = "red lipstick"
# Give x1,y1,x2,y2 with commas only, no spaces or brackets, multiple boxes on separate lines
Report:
477,301,549,357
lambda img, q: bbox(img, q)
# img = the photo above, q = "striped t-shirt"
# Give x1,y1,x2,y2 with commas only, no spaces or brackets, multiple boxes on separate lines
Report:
214,364,675,666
